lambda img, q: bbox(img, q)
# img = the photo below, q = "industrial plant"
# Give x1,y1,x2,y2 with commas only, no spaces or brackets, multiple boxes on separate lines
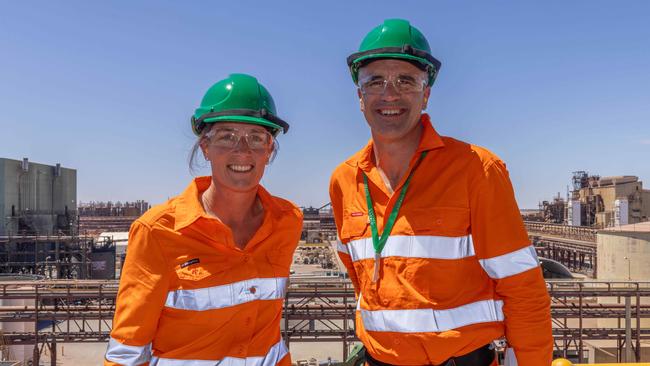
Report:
536,171,650,228
1,158,650,365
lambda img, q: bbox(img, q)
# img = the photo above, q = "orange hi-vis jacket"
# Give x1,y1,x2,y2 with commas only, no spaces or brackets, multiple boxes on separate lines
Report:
105,177,302,366
329,114,552,366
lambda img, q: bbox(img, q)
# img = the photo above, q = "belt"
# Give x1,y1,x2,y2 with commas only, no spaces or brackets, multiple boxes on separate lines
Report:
365,343,495,366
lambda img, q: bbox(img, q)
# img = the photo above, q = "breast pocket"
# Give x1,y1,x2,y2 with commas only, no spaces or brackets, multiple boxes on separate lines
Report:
175,263,212,281
409,207,470,237
174,256,235,282
340,207,369,242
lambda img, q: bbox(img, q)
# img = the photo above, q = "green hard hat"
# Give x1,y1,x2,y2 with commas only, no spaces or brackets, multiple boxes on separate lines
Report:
191,73,290,136
347,19,442,86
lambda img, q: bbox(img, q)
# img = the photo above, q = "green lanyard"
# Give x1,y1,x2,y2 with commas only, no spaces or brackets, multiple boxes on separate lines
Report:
363,151,427,282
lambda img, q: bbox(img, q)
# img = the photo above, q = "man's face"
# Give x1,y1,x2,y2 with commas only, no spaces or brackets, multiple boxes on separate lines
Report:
357,59,431,142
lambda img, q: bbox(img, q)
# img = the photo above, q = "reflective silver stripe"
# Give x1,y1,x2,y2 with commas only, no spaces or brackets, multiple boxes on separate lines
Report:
165,277,288,311
105,337,151,365
504,347,518,366
150,338,288,366
347,235,474,262
359,298,504,333
337,240,349,255
479,245,539,279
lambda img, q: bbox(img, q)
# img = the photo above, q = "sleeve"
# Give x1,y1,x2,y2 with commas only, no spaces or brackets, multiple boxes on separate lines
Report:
329,173,361,297
104,220,171,366
469,159,553,366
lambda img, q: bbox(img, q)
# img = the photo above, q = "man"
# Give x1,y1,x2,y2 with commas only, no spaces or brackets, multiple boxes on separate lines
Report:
330,19,552,366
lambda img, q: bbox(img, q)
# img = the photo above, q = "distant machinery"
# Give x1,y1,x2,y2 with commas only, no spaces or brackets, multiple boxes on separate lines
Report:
293,245,337,270
539,171,650,228
301,203,337,243
78,200,149,217
539,193,566,224
567,171,650,228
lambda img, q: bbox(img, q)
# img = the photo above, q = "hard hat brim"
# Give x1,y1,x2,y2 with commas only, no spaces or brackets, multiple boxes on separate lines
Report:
347,46,441,85
192,109,290,137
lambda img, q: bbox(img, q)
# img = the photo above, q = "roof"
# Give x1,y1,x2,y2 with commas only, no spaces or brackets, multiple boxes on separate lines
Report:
600,221,650,233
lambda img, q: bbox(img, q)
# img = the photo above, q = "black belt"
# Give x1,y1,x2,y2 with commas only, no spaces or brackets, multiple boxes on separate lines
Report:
365,343,495,366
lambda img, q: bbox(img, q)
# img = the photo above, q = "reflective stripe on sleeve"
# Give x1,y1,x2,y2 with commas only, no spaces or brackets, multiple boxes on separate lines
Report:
337,240,349,255
150,338,288,366
105,337,152,366
165,277,288,311
358,298,504,333
478,245,539,279
347,235,474,262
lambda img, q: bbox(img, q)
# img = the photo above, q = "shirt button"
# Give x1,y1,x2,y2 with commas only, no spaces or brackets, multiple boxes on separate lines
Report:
245,317,252,325
436,219,443,225
243,255,250,262
249,286,257,294
394,338,401,345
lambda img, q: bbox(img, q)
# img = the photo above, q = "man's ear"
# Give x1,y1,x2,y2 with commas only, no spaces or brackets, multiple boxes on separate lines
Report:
422,87,431,110
358,89,365,112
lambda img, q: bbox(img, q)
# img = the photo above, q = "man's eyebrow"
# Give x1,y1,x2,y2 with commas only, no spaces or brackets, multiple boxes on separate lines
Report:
397,74,418,81
362,75,386,81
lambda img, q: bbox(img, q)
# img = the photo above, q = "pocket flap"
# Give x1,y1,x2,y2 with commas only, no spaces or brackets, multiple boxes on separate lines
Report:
340,209,369,241
409,207,470,237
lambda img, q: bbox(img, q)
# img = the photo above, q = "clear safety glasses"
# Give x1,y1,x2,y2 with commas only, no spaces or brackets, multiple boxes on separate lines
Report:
206,128,273,151
359,75,428,95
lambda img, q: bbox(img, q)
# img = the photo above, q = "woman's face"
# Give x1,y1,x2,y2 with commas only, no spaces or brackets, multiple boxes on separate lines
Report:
201,122,274,194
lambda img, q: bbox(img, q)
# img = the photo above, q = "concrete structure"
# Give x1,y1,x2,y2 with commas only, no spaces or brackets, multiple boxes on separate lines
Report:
597,221,650,281
570,172,650,228
0,158,76,235
595,221,650,361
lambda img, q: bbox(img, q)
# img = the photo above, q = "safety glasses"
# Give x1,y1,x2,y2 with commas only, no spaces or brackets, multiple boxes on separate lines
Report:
205,128,273,151
359,74,428,95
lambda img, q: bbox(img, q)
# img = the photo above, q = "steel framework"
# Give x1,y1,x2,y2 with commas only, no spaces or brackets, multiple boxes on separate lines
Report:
1,280,650,364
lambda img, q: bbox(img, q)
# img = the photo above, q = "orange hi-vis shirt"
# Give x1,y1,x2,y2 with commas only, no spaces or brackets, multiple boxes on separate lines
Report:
329,114,552,366
105,177,302,366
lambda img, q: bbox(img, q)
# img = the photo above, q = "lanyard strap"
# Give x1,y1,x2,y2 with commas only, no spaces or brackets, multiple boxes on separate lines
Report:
363,151,428,255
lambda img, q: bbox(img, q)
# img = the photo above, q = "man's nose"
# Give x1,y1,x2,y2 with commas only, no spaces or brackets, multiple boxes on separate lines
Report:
381,80,401,101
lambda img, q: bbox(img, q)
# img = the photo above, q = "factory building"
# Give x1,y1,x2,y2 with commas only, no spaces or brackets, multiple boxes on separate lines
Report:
0,157,76,236
0,158,116,279
567,171,650,228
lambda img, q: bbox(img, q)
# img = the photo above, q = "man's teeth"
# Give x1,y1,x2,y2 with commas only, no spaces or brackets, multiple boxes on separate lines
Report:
380,109,402,116
228,165,253,172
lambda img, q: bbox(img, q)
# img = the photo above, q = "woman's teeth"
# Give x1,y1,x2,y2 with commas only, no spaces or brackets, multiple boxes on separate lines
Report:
228,164,253,172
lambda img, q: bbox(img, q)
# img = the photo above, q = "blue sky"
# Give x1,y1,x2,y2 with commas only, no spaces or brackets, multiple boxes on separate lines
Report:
1,1,649,209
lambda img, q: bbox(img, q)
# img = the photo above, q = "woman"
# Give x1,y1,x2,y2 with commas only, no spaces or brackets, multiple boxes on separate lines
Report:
105,73,302,366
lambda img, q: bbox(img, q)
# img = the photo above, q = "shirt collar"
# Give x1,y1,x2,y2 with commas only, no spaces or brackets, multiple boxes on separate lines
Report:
346,113,445,170
173,176,283,231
